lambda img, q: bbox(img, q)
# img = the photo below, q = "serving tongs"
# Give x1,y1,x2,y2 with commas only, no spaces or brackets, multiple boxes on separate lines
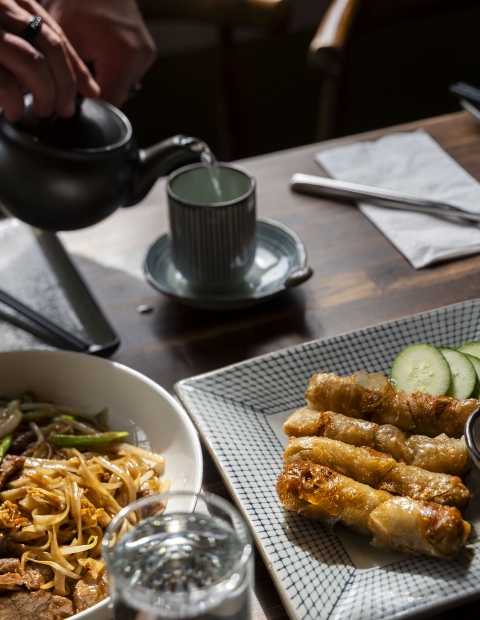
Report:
290,173,480,227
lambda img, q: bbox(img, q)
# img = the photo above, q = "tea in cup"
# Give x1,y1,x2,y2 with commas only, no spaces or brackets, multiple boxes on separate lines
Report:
167,162,256,291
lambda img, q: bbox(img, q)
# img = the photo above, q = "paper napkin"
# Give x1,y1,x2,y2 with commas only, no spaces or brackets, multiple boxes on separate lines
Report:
315,130,480,268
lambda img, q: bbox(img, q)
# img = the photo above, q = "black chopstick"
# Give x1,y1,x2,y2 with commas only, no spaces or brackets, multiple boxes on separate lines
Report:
0,289,90,352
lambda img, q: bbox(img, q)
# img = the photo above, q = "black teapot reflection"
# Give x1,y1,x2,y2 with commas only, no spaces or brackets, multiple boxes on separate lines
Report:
0,96,210,231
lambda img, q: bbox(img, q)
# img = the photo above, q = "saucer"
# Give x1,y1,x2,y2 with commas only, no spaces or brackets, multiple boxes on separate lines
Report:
144,218,313,310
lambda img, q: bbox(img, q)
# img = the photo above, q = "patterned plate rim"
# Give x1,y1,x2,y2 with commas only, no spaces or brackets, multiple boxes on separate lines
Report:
176,298,474,387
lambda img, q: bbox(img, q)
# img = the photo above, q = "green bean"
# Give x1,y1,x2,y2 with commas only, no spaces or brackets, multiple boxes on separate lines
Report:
52,432,129,447
0,434,12,463
95,408,108,425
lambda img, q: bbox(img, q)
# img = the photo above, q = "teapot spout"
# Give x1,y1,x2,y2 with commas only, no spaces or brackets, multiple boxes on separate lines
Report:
126,135,210,206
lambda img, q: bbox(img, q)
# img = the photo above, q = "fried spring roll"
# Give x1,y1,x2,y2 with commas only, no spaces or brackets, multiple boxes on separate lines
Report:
284,408,378,446
277,460,470,558
404,433,468,476
306,371,480,438
283,408,469,476
277,459,391,536
369,497,470,558
284,436,470,509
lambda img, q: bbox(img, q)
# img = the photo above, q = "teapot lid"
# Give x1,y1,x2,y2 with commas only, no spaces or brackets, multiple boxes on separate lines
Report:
10,95,130,151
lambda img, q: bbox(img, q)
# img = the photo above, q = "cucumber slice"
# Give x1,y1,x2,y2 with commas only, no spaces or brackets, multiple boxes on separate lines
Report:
461,353,480,398
438,347,477,399
391,344,451,394
457,341,480,359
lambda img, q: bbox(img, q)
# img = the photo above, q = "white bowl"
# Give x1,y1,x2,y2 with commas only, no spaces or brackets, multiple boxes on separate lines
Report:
0,349,203,620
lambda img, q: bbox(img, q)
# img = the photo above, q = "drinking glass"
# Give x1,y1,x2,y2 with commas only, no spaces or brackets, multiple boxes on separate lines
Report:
103,491,253,620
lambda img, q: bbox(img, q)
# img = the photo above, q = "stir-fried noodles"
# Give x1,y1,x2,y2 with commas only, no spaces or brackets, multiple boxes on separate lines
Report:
0,395,169,618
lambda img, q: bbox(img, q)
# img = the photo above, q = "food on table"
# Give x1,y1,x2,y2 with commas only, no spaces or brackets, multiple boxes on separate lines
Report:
0,395,168,620
276,361,480,560
284,436,470,509
438,348,478,400
390,344,451,395
390,340,480,399
458,340,480,359
283,408,469,476
277,460,470,559
284,407,376,444
461,352,480,388
306,371,480,438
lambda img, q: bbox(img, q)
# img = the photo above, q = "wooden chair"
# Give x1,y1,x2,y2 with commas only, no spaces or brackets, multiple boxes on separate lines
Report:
138,0,292,159
309,0,480,141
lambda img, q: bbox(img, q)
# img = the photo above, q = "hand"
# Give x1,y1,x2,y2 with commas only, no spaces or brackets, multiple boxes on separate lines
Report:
0,0,100,121
43,0,157,108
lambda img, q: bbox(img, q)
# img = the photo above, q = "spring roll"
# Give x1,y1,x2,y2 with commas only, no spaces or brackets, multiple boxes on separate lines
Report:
284,436,470,509
369,497,470,558
277,459,391,536
404,433,468,476
283,408,469,476
277,460,470,558
306,371,480,438
283,408,378,446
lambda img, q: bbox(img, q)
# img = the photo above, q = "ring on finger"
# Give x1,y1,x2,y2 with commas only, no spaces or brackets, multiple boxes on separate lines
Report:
21,16,42,44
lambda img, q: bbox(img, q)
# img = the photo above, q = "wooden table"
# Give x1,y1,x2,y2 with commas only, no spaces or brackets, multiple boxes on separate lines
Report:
60,111,480,620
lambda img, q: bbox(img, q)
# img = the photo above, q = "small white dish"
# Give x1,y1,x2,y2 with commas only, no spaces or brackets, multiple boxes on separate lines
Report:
0,349,203,620
144,218,312,310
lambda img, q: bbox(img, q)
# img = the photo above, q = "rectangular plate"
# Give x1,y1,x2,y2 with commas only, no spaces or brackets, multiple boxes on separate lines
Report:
0,219,119,355
175,299,480,620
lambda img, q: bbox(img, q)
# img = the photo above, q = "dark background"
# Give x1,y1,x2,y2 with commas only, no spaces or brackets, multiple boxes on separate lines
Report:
123,3,480,158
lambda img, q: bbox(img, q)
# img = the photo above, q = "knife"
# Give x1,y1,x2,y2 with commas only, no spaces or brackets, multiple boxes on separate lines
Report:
290,173,480,226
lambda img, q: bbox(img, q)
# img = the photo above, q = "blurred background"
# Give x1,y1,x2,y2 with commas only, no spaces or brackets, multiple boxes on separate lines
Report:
124,0,480,161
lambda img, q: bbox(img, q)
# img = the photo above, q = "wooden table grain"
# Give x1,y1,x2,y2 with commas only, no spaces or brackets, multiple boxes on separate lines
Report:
60,111,480,620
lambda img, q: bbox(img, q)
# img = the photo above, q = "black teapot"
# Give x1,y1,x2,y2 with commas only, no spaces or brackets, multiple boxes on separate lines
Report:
0,96,210,231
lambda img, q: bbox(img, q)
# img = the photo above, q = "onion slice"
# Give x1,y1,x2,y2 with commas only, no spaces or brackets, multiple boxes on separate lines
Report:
0,406,21,439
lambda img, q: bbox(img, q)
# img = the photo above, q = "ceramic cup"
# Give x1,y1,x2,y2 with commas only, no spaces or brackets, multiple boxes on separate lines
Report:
166,162,256,291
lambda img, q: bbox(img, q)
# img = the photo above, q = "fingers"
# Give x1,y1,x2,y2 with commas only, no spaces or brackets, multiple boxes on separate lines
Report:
94,38,155,107
61,36,100,100
0,0,100,119
0,30,56,117
94,59,135,108
15,0,99,100
34,26,77,117
0,64,24,121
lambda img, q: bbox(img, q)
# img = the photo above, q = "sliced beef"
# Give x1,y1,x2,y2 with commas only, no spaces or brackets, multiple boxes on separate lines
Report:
0,590,74,620
30,563,53,584
0,456,25,491
0,532,15,558
0,558,20,574
73,569,108,612
0,558,49,590
9,431,35,456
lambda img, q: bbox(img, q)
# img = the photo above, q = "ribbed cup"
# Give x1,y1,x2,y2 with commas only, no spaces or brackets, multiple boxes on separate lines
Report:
167,163,256,291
